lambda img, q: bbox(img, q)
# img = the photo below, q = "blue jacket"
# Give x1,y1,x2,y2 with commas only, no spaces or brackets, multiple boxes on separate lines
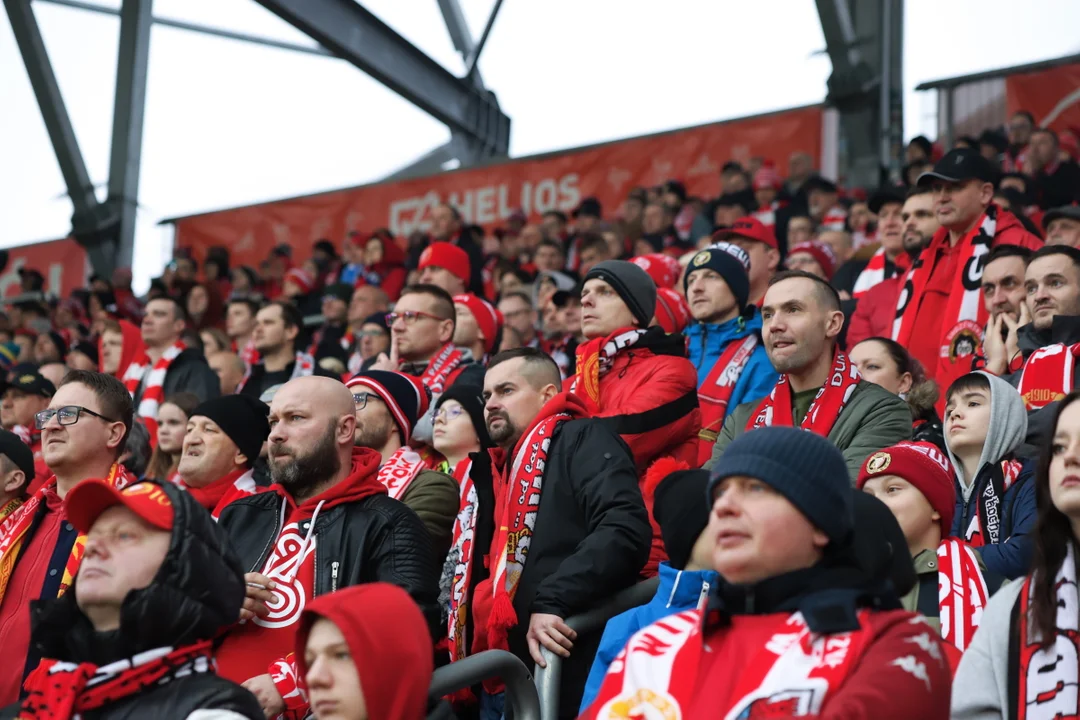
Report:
579,563,718,713
685,310,777,420
950,461,1036,580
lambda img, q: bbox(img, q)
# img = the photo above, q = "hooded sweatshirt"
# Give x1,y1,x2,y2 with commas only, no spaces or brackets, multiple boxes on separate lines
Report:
215,450,386,689
100,319,145,379
294,583,433,720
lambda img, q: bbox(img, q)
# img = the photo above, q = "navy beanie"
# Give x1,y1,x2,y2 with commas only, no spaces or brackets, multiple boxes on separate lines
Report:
435,383,494,449
191,395,271,468
707,427,853,546
584,260,657,328
685,242,751,311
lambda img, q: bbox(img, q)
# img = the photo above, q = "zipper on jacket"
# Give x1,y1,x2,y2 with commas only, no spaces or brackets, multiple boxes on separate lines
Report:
331,561,340,593
697,579,711,611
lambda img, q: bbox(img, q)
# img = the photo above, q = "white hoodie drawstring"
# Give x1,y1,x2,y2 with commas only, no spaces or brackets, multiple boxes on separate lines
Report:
667,570,683,608
285,500,324,583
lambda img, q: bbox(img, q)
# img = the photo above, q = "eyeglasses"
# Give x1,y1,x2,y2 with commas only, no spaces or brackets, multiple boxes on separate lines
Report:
357,329,386,339
35,405,116,430
434,405,466,423
385,311,446,326
352,392,382,410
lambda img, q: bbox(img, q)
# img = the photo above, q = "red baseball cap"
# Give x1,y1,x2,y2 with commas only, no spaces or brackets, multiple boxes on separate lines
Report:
419,242,471,285
66,480,174,534
712,216,778,250
453,294,504,355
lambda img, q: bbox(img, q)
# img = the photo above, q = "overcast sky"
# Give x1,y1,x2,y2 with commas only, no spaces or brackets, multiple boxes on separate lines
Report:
3,0,1080,290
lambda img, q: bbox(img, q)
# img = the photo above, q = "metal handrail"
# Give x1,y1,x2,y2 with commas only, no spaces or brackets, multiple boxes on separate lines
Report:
429,649,540,720
533,577,660,720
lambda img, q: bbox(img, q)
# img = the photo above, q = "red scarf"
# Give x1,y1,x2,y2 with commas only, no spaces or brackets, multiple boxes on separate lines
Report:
376,447,425,500
0,463,134,602
18,641,215,720
447,457,477,664
698,333,759,463
570,328,648,411
852,248,895,298
486,395,578,652
1012,543,1079,720
1017,342,1080,410
892,208,996,381
580,608,872,720
746,347,860,437
122,341,186,446
963,459,1022,548
419,343,465,394
184,467,258,519
936,539,989,652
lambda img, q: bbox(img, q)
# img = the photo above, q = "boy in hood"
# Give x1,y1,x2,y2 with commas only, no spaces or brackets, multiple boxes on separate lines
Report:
944,371,1035,579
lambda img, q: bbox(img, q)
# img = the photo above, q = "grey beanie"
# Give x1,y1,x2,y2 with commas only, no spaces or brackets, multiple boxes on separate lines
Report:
583,259,658,328
707,426,853,546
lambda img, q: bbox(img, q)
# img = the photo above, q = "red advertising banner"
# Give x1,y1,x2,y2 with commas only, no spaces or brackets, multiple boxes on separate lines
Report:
173,105,824,268
1005,61,1080,132
0,237,88,299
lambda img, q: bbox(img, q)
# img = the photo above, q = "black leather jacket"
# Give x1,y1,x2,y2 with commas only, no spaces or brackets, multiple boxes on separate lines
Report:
218,488,442,637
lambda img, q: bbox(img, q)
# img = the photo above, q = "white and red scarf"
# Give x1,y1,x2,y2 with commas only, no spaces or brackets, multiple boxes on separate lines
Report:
580,608,872,720
419,343,466,394
936,539,989,652
239,351,315,392
447,457,477,664
746,347,860,437
183,467,259,520
1018,342,1080,410
571,328,648,411
851,248,905,299
698,333,759,461
963,459,1023,548
1011,543,1080,720
752,200,781,231
122,341,186,445
376,446,425,500
892,208,997,373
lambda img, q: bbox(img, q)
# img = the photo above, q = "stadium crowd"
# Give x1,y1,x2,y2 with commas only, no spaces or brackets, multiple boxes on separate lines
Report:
2,111,1080,719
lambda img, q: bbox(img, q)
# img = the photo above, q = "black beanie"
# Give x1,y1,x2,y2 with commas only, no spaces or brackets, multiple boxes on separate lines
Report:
46,331,68,359
584,260,657,328
191,395,271,468
684,242,751,311
435,383,493,449
653,468,711,570
71,340,98,366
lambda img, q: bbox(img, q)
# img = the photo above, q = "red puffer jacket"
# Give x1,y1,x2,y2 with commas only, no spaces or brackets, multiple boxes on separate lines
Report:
568,328,701,575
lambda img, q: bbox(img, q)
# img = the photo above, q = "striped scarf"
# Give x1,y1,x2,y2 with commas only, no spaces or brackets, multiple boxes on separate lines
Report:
122,341,186,446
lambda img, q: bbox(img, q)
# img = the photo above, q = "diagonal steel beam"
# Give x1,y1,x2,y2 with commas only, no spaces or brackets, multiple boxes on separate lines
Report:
252,0,510,158
436,0,484,89
464,0,502,80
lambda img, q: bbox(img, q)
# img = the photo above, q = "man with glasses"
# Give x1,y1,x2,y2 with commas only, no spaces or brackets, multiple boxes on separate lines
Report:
891,148,1041,405
239,301,337,401
346,370,457,561
0,369,136,706
344,287,390,375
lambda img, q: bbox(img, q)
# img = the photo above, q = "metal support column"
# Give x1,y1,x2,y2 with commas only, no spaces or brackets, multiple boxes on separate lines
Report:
106,0,153,272
436,0,484,89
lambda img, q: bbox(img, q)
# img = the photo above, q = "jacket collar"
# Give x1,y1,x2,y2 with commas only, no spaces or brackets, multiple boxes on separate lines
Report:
686,308,762,338
1018,315,1080,354
655,563,719,607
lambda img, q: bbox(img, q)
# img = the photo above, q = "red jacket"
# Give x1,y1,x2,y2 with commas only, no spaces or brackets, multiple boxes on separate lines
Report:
847,276,902,348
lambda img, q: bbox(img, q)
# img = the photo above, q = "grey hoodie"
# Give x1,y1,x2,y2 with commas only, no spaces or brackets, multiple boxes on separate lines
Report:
945,371,1029,504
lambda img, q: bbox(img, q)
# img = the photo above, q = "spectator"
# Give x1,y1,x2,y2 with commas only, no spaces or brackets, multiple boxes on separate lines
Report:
295,583,434,720
358,232,408,301
0,429,33,523
576,232,614,277
309,283,353,364
750,164,784,231
951,392,1080,718
65,340,98,371
784,150,815,199
893,149,1041,405
453,293,503,367
651,288,691,335
32,330,66,365
532,238,566,273
418,242,471,297
185,282,225,331
214,376,439,719
351,313,390,374
683,243,776,462
208,350,246,395
842,188,908,299
467,349,650,717
98,318,144,379
343,286,390,374
817,229,853,265
708,271,912,481
859,442,995,653
35,363,64,392
497,291,539,350
226,295,260,359
851,337,945,451
282,267,321,317
177,395,268,518
580,462,718,711
1005,110,1035,170
784,240,837,280
787,214,814,245
906,135,933,164
230,265,260,295
200,326,230,355
1044,205,1080,247
981,244,1034,330
1029,128,1080,210
3,480,262,719
239,301,334,401
805,176,846,229
639,201,677,254
144,391,199,484
0,371,53,491
571,196,603,236
119,418,152,479
430,203,485,295
0,370,136,706
943,372,1034,579
582,427,950,720
345,371,457,561
713,217,781,307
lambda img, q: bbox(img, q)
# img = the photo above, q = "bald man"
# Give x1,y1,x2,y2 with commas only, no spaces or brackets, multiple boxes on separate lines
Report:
208,351,246,395
215,376,440,718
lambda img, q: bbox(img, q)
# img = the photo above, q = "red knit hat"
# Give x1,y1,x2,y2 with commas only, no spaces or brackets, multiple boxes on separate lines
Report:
786,240,837,280
453,293,504,354
419,242,471,286
630,254,683,289
857,441,956,533
654,288,691,334
284,267,315,294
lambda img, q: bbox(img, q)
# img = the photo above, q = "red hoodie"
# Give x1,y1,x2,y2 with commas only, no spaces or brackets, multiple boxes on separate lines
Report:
295,583,433,720
99,319,145,380
215,449,385,698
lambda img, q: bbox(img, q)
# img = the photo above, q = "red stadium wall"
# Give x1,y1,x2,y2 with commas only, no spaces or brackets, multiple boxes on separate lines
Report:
0,238,88,298
1005,60,1080,133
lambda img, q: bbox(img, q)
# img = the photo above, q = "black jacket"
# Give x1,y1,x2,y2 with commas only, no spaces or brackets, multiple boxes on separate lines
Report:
134,347,221,405
495,419,652,718
1007,316,1080,450
217,486,442,638
237,357,339,400
1,482,261,719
